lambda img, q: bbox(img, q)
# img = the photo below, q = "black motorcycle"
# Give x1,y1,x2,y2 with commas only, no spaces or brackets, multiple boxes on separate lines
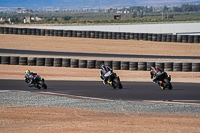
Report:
153,72,172,90
107,72,123,89
25,75,47,89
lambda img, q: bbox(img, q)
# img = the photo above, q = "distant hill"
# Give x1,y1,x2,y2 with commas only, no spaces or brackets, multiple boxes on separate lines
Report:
1,0,200,9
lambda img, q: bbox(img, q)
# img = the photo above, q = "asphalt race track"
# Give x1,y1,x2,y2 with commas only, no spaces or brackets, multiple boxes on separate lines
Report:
1,48,200,59
0,80,200,101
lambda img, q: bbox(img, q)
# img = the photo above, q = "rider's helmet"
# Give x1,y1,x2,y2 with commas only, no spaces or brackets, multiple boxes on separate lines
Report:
25,70,30,74
100,64,107,72
151,66,160,73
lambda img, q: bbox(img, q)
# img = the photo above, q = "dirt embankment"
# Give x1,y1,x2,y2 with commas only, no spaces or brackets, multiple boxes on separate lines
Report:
0,34,200,133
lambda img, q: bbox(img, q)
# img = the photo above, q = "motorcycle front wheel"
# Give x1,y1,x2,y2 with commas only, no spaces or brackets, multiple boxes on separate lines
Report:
164,79,172,90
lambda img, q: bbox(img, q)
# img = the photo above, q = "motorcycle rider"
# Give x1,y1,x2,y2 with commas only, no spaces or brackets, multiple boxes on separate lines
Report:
25,70,38,87
150,66,166,89
100,64,113,85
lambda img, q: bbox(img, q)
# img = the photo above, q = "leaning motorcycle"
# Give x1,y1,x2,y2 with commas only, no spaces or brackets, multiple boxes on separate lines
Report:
106,71,123,89
25,75,47,89
153,72,172,90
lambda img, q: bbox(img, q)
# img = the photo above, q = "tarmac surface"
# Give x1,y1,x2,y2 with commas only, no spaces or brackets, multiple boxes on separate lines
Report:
1,80,200,101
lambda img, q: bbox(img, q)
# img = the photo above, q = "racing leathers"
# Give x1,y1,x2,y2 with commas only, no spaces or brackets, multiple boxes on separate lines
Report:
25,72,38,87
150,66,166,86
100,65,113,84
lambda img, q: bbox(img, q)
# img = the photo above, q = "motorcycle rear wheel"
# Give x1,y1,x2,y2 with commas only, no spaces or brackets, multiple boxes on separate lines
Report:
112,79,119,89
38,81,47,89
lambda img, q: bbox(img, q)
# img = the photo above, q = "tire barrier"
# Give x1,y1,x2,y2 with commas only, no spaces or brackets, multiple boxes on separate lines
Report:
0,27,4,34
63,30,68,37
155,62,164,71
138,62,147,71
166,34,172,42
10,56,19,65
147,62,155,71
188,35,194,43
50,30,54,36
45,58,54,66
0,27,199,43
147,34,152,41
152,34,157,41
36,58,45,66
62,58,71,67
45,29,50,36
1,56,10,64
17,28,22,35
28,57,36,66
70,59,79,68
19,57,27,65
194,36,200,43
125,33,130,40
129,62,138,71
112,32,116,39
58,30,63,37
161,34,166,42
54,58,62,67
139,33,143,40
90,31,95,38
172,35,177,42
164,62,173,71
134,33,139,40
54,30,58,36
192,63,200,72
31,29,36,35
4,27,8,34
182,35,188,43
143,33,148,41
99,31,104,39
36,29,41,36
177,35,182,42
182,62,192,72
41,29,45,36
87,60,96,69
95,31,99,39
112,61,121,70
1,56,199,72
173,63,182,71
67,30,72,37
104,60,112,68
27,28,31,35
86,31,91,38
13,28,18,34
121,32,125,40
22,28,27,35
8,27,13,34
96,60,104,69
108,32,112,39
121,61,129,70
156,34,162,42
79,60,87,68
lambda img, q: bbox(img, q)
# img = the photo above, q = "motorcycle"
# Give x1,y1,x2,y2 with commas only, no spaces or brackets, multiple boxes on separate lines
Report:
153,72,172,90
106,71,123,89
25,74,47,89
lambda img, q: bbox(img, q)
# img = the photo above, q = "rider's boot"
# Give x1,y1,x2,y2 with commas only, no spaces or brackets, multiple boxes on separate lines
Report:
108,81,112,86
159,81,165,90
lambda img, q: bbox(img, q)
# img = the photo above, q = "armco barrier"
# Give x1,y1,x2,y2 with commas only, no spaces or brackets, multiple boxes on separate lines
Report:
1,56,200,72
1,27,199,43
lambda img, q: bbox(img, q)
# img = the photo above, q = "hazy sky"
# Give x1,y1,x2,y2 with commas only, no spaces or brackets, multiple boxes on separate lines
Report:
0,0,198,8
